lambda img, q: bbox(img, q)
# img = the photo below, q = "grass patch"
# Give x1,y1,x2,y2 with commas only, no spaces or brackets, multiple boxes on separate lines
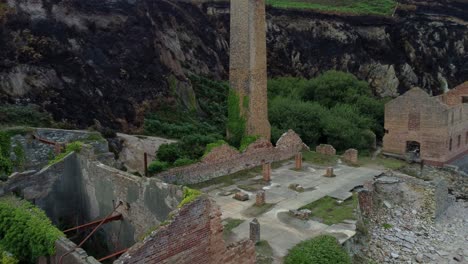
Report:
382,223,393,229
302,151,338,166
222,218,244,239
299,194,357,225
266,0,397,16
48,141,83,165
359,155,406,170
237,184,260,192
243,203,276,218
285,235,351,264
188,165,262,190
177,187,202,208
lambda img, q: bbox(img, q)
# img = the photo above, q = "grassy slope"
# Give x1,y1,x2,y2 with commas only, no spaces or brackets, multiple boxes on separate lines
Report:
266,0,397,16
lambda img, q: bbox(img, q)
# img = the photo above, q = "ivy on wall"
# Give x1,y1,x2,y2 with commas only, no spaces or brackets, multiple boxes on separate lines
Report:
0,196,64,262
227,89,247,147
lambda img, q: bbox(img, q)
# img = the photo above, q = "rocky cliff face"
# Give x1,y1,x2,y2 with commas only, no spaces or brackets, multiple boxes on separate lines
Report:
0,0,466,129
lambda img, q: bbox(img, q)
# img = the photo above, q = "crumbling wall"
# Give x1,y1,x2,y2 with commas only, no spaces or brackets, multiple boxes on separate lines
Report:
360,172,451,223
115,196,256,264
316,144,337,156
158,130,307,184
38,238,100,264
77,145,183,251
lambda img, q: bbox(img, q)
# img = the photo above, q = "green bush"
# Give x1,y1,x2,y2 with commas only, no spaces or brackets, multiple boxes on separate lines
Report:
0,196,64,262
284,235,351,264
156,143,182,164
268,77,309,100
148,160,169,175
269,97,326,146
1,250,18,264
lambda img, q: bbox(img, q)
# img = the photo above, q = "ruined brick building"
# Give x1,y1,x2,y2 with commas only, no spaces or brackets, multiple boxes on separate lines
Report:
383,82,468,166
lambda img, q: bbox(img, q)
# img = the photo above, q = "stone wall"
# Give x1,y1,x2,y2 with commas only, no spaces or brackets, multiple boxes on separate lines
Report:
37,238,100,264
316,144,336,156
115,196,256,264
0,143,184,256
158,130,307,184
116,133,176,175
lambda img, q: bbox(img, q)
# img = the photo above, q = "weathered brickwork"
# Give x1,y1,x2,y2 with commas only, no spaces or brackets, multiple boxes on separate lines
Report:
115,196,256,264
343,149,359,165
38,238,100,264
316,144,336,156
295,152,303,169
229,0,270,139
383,86,468,166
158,130,308,184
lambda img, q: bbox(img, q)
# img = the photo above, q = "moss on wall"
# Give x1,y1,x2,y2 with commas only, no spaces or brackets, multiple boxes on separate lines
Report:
227,89,247,147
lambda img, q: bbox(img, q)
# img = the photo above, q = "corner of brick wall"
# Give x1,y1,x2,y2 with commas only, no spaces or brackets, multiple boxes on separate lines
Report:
115,196,256,264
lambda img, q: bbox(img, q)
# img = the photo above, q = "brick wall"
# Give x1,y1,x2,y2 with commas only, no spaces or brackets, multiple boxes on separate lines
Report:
316,144,336,156
115,196,256,264
383,87,468,165
158,130,308,184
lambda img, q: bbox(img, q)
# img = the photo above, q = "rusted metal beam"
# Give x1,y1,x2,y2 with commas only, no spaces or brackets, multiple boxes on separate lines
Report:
63,214,123,233
97,248,128,262
32,134,57,145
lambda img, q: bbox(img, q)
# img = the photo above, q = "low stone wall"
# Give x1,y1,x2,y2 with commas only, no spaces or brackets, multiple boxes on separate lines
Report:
158,130,308,184
343,148,358,164
37,238,100,264
115,196,256,264
316,144,336,156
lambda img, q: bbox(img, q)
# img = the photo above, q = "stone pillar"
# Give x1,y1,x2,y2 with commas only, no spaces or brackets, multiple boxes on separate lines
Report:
250,218,260,243
256,190,265,206
295,152,302,170
324,167,335,177
262,162,271,182
229,0,271,140
358,189,373,217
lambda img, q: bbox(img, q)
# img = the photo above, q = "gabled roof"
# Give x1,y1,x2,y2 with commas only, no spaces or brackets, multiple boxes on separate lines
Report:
386,87,448,110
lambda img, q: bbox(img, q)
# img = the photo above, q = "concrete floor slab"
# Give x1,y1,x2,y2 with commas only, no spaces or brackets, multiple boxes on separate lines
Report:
208,160,382,258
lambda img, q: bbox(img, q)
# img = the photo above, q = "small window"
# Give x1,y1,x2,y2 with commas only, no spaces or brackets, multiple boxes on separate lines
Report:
449,138,453,151
462,96,468,103
458,135,461,148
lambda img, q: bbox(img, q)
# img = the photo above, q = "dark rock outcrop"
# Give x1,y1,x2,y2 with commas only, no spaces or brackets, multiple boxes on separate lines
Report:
0,0,466,129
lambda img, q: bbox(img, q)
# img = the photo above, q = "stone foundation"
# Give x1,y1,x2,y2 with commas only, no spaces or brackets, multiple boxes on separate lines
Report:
343,149,358,165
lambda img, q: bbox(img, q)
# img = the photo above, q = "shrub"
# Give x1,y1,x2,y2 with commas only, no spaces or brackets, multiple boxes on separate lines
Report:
284,235,351,264
147,160,169,175
157,143,182,164
0,196,64,262
269,97,326,146
1,250,18,264
0,105,53,127
227,89,246,147
268,77,308,100
48,141,83,165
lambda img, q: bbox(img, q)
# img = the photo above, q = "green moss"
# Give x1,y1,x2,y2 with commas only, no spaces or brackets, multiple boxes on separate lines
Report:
12,142,25,170
299,194,358,225
382,223,393,229
227,89,246,147
203,140,228,156
178,187,202,208
48,141,83,165
243,203,276,218
84,132,106,142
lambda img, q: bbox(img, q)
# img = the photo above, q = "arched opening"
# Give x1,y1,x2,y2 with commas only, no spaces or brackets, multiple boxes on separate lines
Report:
406,141,421,161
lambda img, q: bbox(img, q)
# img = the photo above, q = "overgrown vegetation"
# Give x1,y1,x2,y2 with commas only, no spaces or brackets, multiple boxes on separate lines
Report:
0,105,53,128
269,71,387,151
0,196,64,263
358,155,406,170
178,187,202,208
266,0,397,16
285,235,351,264
299,194,357,225
227,90,247,147
48,141,83,165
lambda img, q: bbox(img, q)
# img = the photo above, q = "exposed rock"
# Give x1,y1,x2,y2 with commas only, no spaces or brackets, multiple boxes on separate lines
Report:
233,192,249,201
